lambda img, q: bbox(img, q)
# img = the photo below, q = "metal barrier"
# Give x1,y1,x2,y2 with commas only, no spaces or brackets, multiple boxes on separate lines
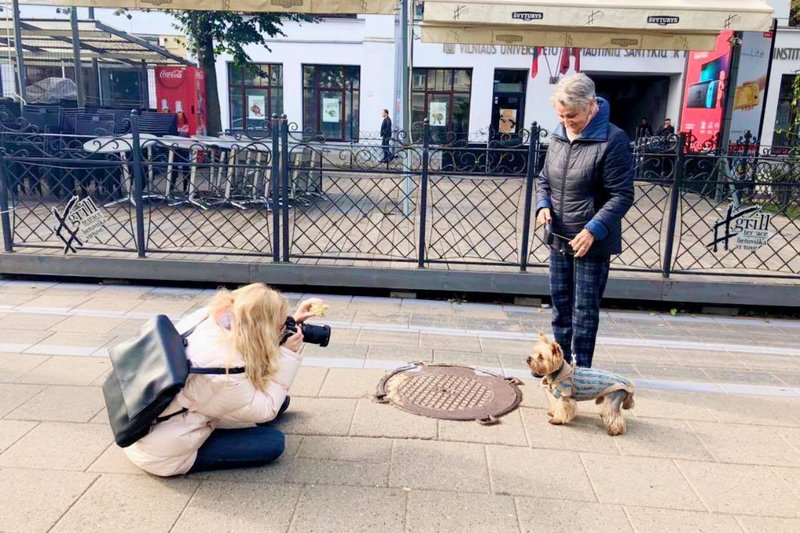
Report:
1,112,799,279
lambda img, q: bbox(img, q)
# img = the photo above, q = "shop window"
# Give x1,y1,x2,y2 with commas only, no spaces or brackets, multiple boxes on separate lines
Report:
227,63,283,131
773,74,799,148
411,68,472,138
302,64,360,141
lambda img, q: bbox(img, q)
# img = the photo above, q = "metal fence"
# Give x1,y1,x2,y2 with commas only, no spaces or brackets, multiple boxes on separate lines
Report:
1,112,799,279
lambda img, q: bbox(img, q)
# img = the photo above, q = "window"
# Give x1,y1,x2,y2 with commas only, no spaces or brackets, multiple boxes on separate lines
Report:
227,63,283,131
411,68,472,137
303,65,360,142
773,74,799,147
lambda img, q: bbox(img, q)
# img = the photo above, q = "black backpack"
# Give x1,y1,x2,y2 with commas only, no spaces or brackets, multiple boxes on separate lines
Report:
102,314,244,447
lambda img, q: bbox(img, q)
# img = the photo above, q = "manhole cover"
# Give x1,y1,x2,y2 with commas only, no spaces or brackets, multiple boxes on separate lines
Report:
374,363,523,425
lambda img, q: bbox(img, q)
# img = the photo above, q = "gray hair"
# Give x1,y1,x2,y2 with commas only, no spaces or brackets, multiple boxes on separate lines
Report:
551,73,596,110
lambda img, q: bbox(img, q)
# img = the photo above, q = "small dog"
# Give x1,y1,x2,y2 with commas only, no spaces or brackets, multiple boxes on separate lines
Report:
526,332,635,436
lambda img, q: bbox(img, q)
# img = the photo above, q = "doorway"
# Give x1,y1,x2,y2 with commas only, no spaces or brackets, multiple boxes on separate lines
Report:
590,74,670,138
491,69,527,140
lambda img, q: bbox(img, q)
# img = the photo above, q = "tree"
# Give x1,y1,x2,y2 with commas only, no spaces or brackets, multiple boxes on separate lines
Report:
119,10,314,134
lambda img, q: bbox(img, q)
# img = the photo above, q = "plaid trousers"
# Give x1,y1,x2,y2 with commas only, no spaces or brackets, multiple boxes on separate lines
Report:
549,248,610,368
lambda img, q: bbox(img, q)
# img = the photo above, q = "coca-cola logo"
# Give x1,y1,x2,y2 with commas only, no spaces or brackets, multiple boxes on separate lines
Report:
157,68,185,89
159,69,184,80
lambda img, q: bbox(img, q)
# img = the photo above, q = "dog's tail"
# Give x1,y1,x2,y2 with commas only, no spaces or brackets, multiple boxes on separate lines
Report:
622,391,635,410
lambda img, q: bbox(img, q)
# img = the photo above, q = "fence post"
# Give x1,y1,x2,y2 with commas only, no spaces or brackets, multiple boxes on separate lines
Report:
661,133,685,278
519,122,539,272
417,119,430,267
280,114,290,262
130,110,146,258
271,114,280,262
0,150,13,252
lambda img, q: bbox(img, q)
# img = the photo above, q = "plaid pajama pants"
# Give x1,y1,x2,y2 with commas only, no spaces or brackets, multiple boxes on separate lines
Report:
549,248,610,368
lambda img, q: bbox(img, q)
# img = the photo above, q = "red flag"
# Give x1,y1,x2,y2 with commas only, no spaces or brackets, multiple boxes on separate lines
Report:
559,47,571,75
571,48,581,73
530,47,543,79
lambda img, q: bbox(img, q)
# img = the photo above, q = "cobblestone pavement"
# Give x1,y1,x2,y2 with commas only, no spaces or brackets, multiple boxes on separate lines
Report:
0,279,799,532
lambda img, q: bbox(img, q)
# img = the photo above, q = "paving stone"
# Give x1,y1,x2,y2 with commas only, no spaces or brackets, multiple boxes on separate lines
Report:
616,418,714,461
19,294,90,312
439,408,528,447
194,434,302,484
303,343,367,359
519,384,551,409
0,421,112,471
625,507,743,533
289,486,406,532
451,305,508,319
463,317,525,334
357,329,421,346
628,390,719,422
667,350,748,369
8,385,105,422
172,481,302,533
521,408,622,455
582,454,705,510
126,299,197,316
690,421,800,467
410,315,466,330
349,398,437,439
275,397,356,436
604,346,679,365
773,466,800,496
699,393,800,427
328,327,360,344
736,516,800,532
25,331,116,356
52,474,199,533
291,366,328,397
319,368,389,398
390,440,490,493
366,344,433,362
16,356,111,387
0,353,49,383
487,447,595,501
0,328,54,352
498,353,532,371
73,298,142,314
634,363,712,381
0,419,37,452
478,337,532,356
288,456,390,487
703,368,784,386
0,468,98,533
432,350,502,369
677,461,800,517
420,333,482,353
0,382,45,417
49,315,126,335
87,443,145,475
354,311,412,325
297,436,392,463
0,312,69,330
516,498,632,532
406,491,518,533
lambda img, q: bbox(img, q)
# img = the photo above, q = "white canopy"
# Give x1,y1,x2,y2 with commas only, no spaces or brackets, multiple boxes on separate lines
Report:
22,0,396,15
421,0,774,50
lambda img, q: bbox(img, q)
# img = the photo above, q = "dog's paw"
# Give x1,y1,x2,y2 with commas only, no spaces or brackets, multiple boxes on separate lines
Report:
548,418,564,425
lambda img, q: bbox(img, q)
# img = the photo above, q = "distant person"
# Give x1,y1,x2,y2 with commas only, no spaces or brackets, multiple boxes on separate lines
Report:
635,117,653,140
380,108,393,163
658,118,675,137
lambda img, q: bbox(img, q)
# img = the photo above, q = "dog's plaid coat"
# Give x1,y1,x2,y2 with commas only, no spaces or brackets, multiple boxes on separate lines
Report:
542,363,634,402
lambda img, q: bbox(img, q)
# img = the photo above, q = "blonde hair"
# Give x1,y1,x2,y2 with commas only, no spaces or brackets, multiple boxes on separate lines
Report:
207,283,289,390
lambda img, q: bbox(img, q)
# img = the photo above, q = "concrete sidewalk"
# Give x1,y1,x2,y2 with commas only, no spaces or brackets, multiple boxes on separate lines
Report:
0,279,799,532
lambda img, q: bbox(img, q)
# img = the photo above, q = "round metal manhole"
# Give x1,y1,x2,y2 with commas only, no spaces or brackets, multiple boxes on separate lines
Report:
374,363,523,425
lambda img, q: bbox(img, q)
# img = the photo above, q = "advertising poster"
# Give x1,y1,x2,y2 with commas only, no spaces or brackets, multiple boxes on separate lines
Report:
728,31,773,143
499,108,518,134
248,95,266,119
322,98,340,123
429,101,447,127
679,30,733,147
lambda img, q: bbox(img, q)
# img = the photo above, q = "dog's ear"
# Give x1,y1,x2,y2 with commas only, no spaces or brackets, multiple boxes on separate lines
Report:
551,341,563,360
538,331,548,343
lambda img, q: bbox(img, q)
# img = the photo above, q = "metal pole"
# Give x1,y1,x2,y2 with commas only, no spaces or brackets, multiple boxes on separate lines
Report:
662,133,685,278
756,19,778,145
519,122,538,272
0,151,14,252
11,0,27,103
398,0,409,133
280,114,290,262
70,9,86,108
141,60,149,110
718,32,743,154
417,119,429,267
271,114,280,262
130,110,146,257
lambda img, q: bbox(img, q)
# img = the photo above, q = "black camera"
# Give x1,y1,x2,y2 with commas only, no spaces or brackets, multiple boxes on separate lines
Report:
280,316,331,347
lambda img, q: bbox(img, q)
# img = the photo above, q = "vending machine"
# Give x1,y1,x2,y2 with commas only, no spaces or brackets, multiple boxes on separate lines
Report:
154,66,207,136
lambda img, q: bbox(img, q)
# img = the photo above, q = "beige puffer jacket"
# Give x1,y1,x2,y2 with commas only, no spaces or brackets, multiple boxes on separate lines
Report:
123,309,302,477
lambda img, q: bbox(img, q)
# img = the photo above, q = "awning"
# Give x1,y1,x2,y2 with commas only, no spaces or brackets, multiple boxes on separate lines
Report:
22,0,396,15
421,0,774,50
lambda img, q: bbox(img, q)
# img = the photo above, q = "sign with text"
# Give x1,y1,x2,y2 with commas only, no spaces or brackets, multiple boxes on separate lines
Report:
707,204,772,252
50,196,108,254
729,31,774,143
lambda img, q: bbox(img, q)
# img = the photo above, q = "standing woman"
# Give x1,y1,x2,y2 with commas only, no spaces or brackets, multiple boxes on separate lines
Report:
124,283,323,476
535,73,634,368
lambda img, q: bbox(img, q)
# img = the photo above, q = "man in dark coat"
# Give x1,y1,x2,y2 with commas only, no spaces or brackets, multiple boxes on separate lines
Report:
380,109,393,163
657,118,675,137
635,117,653,140
535,73,635,368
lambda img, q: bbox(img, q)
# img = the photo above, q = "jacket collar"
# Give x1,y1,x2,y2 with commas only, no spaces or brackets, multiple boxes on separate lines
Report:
553,96,611,143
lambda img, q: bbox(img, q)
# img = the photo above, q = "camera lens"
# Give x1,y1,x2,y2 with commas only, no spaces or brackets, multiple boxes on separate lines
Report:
301,323,331,347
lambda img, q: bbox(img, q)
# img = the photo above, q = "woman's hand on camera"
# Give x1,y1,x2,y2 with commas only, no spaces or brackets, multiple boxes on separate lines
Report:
283,328,304,353
293,297,325,323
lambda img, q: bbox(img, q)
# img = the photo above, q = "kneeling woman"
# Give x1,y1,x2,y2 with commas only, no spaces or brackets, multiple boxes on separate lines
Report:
124,283,322,476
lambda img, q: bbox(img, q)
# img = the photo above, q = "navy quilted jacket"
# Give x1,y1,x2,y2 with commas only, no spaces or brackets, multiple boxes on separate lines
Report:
535,97,635,257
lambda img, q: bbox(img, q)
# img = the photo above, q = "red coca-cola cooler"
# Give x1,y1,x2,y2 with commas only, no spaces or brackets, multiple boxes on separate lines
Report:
154,66,207,136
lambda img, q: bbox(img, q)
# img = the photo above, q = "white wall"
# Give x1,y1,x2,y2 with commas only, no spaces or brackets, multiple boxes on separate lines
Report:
760,28,800,146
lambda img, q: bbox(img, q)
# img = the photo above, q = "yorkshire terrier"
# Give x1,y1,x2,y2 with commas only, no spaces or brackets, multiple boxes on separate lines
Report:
526,332,635,436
